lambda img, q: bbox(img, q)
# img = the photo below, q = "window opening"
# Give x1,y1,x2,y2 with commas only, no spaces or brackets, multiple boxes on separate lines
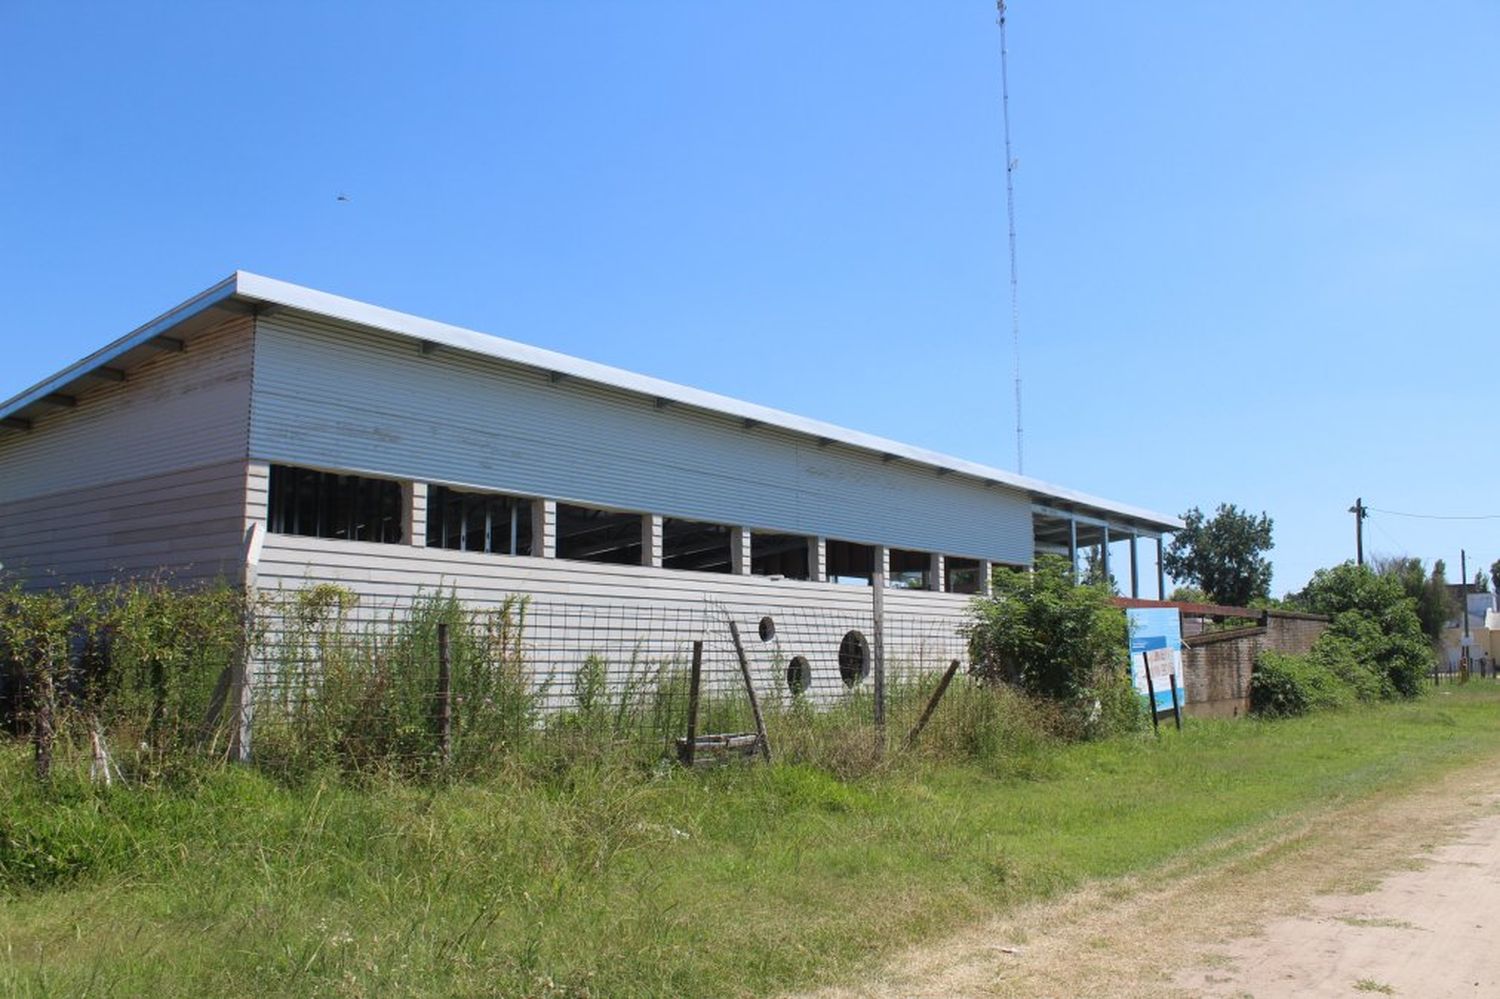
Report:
556,503,643,564
268,465,403,544
888,549,931,590
786,656,812,695
946,556,982,595
662,518,732,573
826,540,874,586
427,485,533,555
750,532,811,579
838,631,869,686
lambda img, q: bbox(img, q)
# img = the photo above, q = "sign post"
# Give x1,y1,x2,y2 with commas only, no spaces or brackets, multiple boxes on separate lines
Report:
1127,608,1187,727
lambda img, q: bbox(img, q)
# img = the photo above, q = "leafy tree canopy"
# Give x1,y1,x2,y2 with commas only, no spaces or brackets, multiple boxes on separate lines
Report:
1290,561,1432,698
1162,503,1274,607
1370,555,1457,643
1081,546,1119,595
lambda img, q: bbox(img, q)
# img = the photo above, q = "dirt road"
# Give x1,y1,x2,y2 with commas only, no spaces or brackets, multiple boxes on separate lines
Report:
792,754,1500,999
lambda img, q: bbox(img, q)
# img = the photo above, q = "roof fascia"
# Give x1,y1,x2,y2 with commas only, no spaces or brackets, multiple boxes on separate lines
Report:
0,274,241,421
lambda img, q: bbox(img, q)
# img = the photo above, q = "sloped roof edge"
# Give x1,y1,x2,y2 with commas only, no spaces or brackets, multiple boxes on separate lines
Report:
1,271,1184,533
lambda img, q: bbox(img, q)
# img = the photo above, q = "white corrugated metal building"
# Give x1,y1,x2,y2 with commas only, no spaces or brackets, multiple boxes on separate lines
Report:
0,273,1180,720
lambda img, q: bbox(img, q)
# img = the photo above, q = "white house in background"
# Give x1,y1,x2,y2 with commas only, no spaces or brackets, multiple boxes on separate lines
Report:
1443,590,1500,669
0,272,1181,714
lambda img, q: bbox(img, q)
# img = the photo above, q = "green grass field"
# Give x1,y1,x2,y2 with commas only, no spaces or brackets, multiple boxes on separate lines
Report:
4,687,1499,999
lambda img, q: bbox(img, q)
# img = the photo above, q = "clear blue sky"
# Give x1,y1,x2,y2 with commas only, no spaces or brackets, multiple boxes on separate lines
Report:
3,1,1496,595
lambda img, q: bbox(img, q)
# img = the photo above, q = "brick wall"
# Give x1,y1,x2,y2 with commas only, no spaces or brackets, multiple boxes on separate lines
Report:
1181,610,1329,718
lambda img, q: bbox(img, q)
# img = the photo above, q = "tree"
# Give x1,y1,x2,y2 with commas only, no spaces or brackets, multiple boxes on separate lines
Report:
1371,555,1456,644
1162,504,1274,607
1081,545,1119,595
1474,571,1491,593
1491,559,1500,595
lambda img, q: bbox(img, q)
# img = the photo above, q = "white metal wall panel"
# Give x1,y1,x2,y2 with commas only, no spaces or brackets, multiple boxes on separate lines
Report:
249,314,1033,563
254,535,973,707
0,460,251,587
0,316,254,504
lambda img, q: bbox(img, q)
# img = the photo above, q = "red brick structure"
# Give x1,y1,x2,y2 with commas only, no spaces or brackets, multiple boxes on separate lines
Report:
1180,610,1329,718
1113,599,1330,719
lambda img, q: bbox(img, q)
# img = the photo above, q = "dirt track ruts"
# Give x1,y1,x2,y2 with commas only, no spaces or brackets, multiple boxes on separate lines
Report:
789,748,1500,999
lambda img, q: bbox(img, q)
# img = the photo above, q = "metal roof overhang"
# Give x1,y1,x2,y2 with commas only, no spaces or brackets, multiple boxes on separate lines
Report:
0,271,1183,536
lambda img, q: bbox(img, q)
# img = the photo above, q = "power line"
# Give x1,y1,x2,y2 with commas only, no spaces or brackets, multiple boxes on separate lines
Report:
1369,507,1500,522
997,1,1024,474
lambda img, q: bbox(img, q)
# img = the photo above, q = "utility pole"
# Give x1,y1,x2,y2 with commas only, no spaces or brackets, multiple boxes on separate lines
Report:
1348,498,1368,566
1462,549,1471,643
1461,548,1471,681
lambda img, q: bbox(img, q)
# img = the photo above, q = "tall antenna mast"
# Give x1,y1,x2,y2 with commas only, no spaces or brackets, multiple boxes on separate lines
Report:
997,1,1024,474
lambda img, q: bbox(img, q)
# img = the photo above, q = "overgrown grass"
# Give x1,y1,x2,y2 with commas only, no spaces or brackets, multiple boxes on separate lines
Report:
4,686,1499,998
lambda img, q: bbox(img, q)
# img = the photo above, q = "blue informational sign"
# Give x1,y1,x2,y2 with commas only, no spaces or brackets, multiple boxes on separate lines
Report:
1126,608,1186,713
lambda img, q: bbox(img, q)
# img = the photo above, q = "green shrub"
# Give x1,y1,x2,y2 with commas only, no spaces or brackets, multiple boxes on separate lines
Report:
1292,562,1435,700
0,578,249,780
1251,650,1354,717
967,555,1135,718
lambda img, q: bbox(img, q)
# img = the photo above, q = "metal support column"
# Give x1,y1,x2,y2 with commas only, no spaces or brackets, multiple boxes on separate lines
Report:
1068,517,1078,581
1101,524,1111,587
1156,536,1166,599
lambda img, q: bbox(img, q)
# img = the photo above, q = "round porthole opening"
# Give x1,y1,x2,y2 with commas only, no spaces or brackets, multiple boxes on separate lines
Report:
838,631,869,687
758,616,776,642
786,655,811,695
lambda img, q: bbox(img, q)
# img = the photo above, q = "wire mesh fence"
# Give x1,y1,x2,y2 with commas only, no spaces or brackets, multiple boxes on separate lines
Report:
2,577,1020,782
245,585,976,776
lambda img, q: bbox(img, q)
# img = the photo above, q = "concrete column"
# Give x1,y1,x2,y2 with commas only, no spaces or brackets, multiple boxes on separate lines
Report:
730,526,751,575
642,513,663,568
533,499,557,558
978,559,993,597
929,552,946,593
406,481,427,546
1129,533,1139,598
810,537,827,582
874,544,890,589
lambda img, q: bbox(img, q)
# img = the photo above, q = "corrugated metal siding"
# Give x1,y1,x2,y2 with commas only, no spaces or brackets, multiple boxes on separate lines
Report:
0,316,254,504
0,460,251,587
249,314,1033,563
254,535,972,706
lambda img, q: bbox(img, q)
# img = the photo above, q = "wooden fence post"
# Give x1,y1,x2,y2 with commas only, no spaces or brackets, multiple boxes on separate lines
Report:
727,620,771,763
32,661,54,782
904,658,962,750
682,639,704,766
